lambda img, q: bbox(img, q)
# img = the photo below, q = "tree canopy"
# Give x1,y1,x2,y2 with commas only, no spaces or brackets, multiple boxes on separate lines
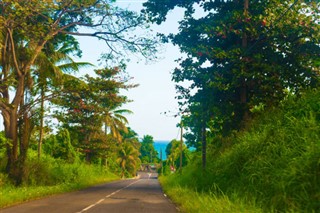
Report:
139,135,158,163
0,0,158,184
143,0,320,167
145,0,319,127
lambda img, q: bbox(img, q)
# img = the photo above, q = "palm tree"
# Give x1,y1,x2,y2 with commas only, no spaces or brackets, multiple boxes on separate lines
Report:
104,108,132,142
33,40,92,159
117,142,141,178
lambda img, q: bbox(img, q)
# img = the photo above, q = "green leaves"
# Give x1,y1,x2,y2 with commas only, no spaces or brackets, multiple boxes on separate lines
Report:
52,65,135,162
117,142,140,177
145,0,320,138
140,135,158,163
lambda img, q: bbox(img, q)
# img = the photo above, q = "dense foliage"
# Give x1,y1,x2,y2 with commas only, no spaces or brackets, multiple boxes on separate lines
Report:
163,139,190,173
143,0,320,212
139,135,159,163
160,88,320,212
0,0,157,185
144,0,320,167
0,0,319,211
0,149,119,208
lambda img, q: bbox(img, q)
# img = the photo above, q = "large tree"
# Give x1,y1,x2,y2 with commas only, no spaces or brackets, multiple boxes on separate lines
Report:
33,36,91,160
144,0,320,167
143,0,320,169
0,0,157,184
54,67,134,162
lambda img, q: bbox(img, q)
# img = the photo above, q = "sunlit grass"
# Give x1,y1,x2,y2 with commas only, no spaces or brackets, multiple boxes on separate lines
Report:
1,184,66,208
0,151,120,208
0,173,119,208
159,176,262,213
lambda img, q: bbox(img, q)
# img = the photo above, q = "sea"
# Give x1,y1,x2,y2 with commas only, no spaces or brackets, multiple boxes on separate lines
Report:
154,140,170,160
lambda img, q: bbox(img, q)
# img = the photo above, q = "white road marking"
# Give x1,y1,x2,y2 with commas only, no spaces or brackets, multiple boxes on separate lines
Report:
96,199,104,204
82,204,95,212
76,179,141,213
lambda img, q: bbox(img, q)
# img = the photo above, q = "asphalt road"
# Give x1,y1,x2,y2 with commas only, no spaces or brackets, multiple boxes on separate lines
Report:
1,172,178,213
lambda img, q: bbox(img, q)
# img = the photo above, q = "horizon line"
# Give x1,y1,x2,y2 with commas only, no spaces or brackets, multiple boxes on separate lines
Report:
116,1,147,2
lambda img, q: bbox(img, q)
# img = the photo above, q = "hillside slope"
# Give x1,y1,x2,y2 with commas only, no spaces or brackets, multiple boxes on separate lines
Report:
160,89,320,212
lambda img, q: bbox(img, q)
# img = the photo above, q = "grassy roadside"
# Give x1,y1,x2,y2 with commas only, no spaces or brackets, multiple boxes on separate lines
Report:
159,175,262,213
0,151,120,208
0,173,119,208
159,89,320,212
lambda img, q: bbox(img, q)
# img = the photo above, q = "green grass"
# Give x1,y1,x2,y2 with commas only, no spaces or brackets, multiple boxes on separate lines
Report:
0,150,120,208
159,175,262,213
160,89,320,212
0,174,118,208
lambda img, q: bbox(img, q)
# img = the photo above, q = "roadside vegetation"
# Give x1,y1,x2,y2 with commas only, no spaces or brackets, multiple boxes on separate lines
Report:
0,149,119,208
0,1,319,212
144,0,320,212
160,89,320,212
0,1,160,208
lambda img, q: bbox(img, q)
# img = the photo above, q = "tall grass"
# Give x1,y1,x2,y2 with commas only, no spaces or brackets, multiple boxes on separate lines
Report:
160,89,320,212
0,150,119,208
159,175,262,213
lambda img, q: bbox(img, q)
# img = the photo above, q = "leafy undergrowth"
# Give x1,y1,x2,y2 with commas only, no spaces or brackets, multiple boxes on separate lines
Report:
160,89,320,212
0,151,119,208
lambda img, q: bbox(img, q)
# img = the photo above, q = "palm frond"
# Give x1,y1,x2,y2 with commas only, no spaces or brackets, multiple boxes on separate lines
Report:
58,62,94,73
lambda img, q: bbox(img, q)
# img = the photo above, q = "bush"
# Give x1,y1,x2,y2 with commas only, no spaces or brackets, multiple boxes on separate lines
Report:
23,150,118,186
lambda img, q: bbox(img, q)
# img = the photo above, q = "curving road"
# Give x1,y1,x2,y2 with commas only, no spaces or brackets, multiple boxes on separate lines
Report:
1,172,178,213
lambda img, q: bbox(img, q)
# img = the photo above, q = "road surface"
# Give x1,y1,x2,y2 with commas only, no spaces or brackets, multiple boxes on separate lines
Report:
1,172,178,213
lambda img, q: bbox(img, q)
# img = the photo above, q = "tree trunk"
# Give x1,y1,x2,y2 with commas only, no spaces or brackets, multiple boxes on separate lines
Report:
17,110,32,185
179,120,183,172
86,152,91,163
5,110,19,177
4,108,32,185
38,87,45,159
1,25,49,185
201,124,207,170
85,134,91,163
3,76,30,185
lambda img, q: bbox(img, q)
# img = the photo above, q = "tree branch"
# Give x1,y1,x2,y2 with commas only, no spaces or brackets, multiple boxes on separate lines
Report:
18,92,60,117
7,28,22,77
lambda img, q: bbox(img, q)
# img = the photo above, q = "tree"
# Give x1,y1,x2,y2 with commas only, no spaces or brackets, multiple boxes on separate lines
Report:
165,139,189,171
121,127,141,150
33,36,91,160
140,135,158,163
53,128,78,163
104,108,132,142
143,0,320,168
0,0,158,184
117,142,141,178
54,67,133,163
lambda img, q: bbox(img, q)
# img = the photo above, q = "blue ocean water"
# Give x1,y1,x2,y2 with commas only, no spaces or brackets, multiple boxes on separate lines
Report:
154,140,169,160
